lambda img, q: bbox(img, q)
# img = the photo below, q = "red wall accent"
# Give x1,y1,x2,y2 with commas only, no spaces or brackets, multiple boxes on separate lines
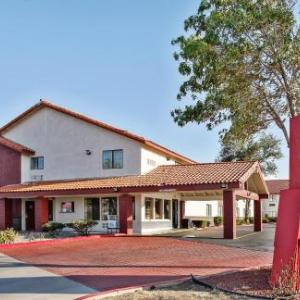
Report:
35,197,49,231
119,194,133,235
223,190,236,239
0,144,21,187
0,144,21,230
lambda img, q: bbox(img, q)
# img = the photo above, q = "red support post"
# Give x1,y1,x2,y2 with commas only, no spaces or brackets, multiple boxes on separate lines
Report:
254,197,262,232
223,190,236,239
119,194,133,235
271,115,300,289
35,197,49,231
0,199,6,230
180,200,185,228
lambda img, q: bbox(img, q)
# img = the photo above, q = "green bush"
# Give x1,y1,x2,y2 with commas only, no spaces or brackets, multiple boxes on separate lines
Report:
249,217,254,224
192,220,210,228
263,216,270,223
214,216,223,226
42,222,65,232
0,228,18,244
268,217,277,223
236,218,245,225
66,220,98,236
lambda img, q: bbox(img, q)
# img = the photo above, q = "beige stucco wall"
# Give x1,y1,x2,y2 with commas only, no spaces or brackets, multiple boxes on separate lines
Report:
4,107,142,181
141,147,176,174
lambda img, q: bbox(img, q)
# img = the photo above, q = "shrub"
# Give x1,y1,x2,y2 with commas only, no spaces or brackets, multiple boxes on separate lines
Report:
268,217,277,223
263,216,270,223
192,220,210,228
236,218,245,225
214,216,223,226
66,220,98,236
249,217,254,224
42,222,65,232
0,228,18,244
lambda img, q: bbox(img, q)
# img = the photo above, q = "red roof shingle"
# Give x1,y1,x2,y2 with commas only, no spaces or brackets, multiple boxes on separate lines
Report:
0,136,35,155
0,161,264,196
266,179,289,194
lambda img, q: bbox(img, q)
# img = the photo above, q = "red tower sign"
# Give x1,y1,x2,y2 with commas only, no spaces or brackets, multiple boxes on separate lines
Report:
271,115,300,289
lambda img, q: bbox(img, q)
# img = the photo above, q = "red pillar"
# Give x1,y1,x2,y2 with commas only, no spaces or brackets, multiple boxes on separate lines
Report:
119,194,133,235
0,199,5,230
254,198,262,232
290,116,300,189
223,190,236,239
35,197,49,231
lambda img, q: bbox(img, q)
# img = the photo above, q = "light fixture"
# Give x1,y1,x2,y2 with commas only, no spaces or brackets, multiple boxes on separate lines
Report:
85,150,92,155
221,183,228,189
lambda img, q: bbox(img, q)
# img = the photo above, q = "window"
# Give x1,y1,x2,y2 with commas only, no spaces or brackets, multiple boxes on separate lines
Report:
269,203,276,207
85,198,100,220
60,202,74,213
101,197,117,220
132,197,136,221
145,198,153,220
164,200,171,219
48,200,53,221
102,150,123,169
31,156,44,170
155,199,162,219
206,204,212,217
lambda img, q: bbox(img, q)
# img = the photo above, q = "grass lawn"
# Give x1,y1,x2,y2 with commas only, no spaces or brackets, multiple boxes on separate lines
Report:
101,279,258,300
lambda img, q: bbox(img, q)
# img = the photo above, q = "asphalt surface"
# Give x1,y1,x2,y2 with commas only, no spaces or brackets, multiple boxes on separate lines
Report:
163,223,276,252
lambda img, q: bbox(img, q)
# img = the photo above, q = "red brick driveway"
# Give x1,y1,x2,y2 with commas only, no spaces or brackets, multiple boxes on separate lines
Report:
0,236,273,292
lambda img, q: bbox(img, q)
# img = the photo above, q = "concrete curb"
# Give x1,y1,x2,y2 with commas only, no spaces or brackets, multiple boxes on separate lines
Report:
74,276,190,300
0,234,116,249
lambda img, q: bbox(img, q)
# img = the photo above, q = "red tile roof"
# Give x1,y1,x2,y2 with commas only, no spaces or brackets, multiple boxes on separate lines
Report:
0,136,35,155
266,180,289,194
0,100,196,164
0,161,267,196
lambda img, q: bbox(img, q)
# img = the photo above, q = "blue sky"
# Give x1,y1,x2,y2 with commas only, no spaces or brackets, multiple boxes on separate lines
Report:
0,0,289,178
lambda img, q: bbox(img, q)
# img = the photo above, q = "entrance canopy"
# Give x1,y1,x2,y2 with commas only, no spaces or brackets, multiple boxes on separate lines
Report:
0,161,268,198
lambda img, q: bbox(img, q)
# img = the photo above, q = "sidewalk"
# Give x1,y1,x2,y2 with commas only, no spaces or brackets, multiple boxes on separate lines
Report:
0,253,95,300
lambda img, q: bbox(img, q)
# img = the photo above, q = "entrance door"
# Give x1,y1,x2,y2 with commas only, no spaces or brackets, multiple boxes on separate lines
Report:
172,199,178,228
25,201,35,231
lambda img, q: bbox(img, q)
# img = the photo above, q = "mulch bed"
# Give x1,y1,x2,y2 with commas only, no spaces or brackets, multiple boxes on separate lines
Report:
201,267,277,298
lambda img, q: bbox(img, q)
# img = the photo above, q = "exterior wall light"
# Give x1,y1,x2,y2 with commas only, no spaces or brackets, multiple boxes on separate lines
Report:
221,183,228,189
85,150,92,155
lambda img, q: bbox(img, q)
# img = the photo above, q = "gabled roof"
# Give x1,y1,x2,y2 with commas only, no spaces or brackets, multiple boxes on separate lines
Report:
266,179,289,194
0,136,35,156
0,161,268,197
0,100,196,164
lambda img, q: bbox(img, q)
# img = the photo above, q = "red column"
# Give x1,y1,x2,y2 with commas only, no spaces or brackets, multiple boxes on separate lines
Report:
0,199,5,230
35,197,49,231
180,200,185,228
119,194,133,235
223,190,236,239
254,197,262,232
290,115,300,189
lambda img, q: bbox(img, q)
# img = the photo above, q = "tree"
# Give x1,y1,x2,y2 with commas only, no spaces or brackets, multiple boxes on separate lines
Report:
172,0,300,146
217,133,283,222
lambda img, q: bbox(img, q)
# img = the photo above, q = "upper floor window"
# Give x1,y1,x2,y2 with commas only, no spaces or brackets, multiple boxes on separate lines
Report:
31,156,44,170
102,150,123,169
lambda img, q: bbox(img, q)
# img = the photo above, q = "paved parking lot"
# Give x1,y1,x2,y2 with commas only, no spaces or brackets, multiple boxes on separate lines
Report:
164,224,276,252
0,235,273,297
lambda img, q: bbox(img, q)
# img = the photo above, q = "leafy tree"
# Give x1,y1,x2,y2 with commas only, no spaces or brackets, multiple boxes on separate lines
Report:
217,133,283,222
218,134,283,175
172,0,300,146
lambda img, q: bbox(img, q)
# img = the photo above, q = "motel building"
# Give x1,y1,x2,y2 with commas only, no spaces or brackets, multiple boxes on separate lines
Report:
0,100,269,239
